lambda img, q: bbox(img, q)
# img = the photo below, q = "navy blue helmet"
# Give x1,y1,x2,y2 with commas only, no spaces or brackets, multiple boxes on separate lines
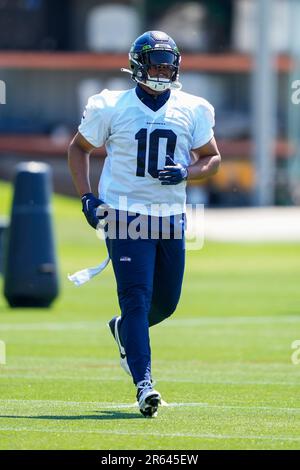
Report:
122,31,181,92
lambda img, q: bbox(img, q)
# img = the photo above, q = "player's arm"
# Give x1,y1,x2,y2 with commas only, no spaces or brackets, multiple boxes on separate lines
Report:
68,132,105,229
187,136,221,181
68,131,96,197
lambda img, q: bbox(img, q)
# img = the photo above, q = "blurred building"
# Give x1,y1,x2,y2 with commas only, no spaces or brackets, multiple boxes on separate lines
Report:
0,0,299,206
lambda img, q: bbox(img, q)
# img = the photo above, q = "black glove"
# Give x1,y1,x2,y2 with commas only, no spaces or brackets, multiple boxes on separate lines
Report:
81,193,106,229
158,163,188,185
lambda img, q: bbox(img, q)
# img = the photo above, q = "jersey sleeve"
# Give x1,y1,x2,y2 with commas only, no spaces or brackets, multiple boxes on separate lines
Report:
191,101,215,150
78,92,110,147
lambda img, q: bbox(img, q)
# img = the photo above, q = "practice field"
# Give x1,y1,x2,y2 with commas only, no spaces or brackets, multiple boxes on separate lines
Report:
0,180,300,450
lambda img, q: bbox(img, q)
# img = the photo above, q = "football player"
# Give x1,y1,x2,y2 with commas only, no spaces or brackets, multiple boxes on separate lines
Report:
68,31,221,418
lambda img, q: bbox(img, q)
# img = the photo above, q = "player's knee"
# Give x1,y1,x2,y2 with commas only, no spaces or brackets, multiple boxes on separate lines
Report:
159,288,181,317
151,298,178,322
119,284,153,314
163,299,178,318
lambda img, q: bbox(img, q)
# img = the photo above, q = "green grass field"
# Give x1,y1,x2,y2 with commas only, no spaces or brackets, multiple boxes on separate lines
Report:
1,180,300,450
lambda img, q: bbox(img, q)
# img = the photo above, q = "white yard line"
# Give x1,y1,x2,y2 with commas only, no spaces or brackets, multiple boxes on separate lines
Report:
0,373,299,386
1,315,300,331
0,424,299,442
0,321,102,331
1,355,296,369
0,398,300,413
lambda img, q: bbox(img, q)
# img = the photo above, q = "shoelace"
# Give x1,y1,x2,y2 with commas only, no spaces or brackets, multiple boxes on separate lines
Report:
137,379,157,389
136,380,153,393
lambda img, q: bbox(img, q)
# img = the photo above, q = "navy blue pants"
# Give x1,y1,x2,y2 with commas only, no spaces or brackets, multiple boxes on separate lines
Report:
105,225,185,385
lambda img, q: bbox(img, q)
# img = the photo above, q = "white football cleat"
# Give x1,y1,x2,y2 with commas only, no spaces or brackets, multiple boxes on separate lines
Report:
136,380,161,418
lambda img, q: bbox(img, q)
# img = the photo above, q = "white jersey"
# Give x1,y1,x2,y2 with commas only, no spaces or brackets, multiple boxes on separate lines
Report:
78,88,215,216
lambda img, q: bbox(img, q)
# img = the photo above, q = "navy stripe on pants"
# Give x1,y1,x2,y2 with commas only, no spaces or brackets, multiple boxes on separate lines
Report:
105,233,185,385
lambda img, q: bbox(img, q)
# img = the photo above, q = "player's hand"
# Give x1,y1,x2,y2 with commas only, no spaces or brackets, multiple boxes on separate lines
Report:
81,193,106,229
158,163,188,185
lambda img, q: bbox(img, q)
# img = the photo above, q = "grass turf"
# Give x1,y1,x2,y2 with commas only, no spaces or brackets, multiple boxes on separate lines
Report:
0,180,300,450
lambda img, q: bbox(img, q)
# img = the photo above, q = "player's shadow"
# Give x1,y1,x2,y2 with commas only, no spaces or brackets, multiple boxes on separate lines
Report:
0,410,142,420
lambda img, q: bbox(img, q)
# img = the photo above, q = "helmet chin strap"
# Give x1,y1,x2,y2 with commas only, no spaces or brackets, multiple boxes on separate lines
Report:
121,68,182,92
144,78,171,92
142,78,182,92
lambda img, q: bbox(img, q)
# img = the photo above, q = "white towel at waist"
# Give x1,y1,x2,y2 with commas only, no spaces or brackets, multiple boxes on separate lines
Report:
68,256,110,286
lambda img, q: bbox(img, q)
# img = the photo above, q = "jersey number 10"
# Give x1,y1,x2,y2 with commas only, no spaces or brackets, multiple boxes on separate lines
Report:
135,128,177,179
